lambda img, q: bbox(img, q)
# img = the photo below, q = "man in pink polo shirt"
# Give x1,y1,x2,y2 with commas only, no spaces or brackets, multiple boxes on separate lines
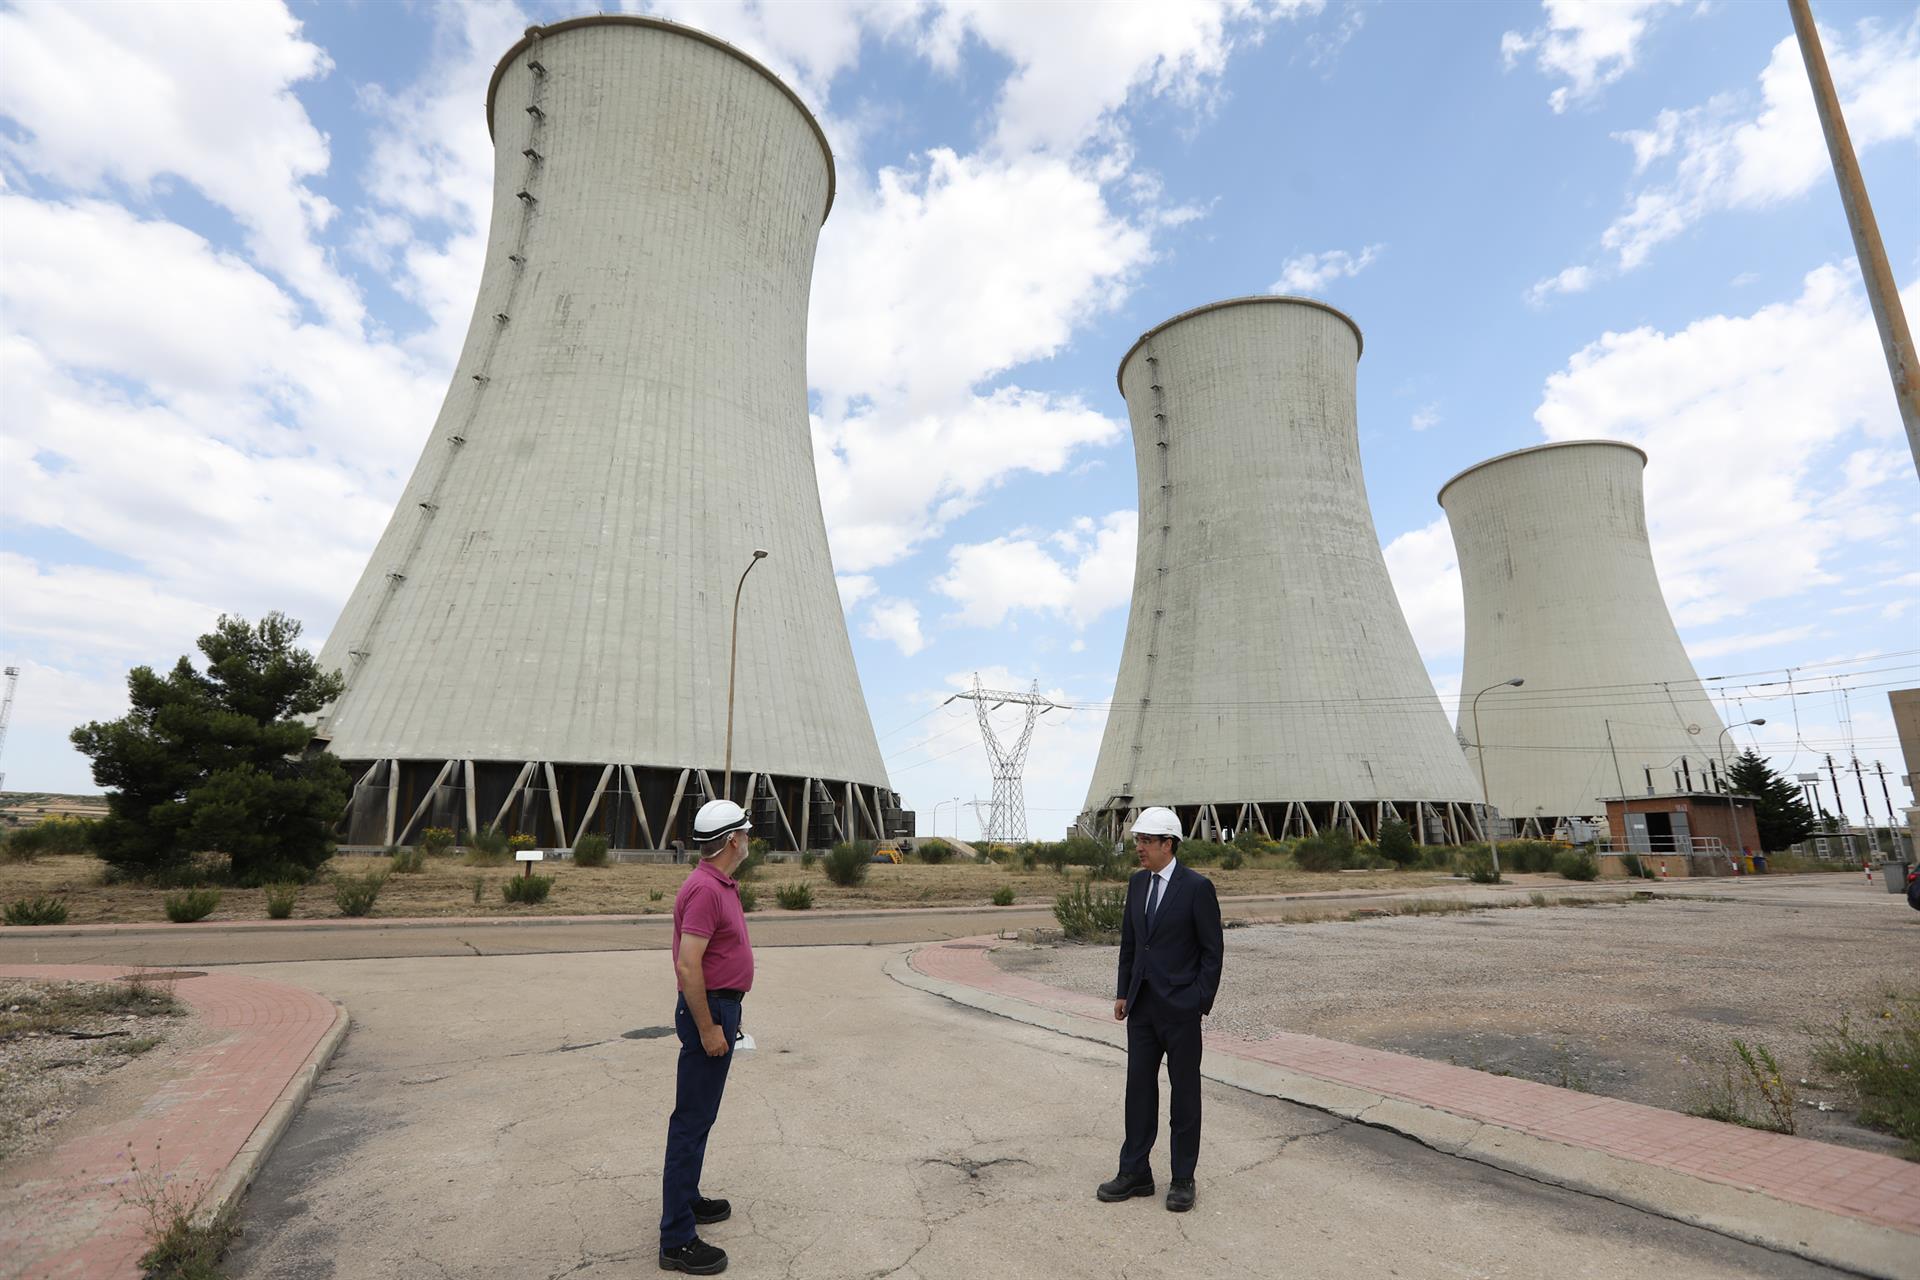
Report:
658,799,755,1276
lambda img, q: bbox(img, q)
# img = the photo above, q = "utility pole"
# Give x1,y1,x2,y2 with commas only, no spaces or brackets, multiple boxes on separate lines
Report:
1827,753,1848,825
1789,0,1920,478
0,666,17,794
945,676,1058,843
1874,762,1900,836
1852,755,1881,854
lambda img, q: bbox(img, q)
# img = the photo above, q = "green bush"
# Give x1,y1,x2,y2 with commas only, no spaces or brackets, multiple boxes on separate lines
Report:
916,839,955,865
823,842,871,887
1463,846,1501,884
735,844,766,880
1292,829,1360,872
1619,853,1645,878
3,816,98,861
573,833,610,868
502,873,552,905
775,882,813,910
1496,840,1563,874
507,832,536,852
164,888,221,923
1378,819,1418,867
800,849,817,870
1179,839,1225,866
992,885,1016,907
736,885,758,913
265,883,299,919
1556,849,1600,881
1813,989,1920,1158
389,845,425,874
1421,844,1459,872
648,889,664,902
465,828,509,865
1036,841,1071,874
1053,881,1126,940
333,871,387,916
420,826,456,857
4,896,70,926
1218,848,1245,871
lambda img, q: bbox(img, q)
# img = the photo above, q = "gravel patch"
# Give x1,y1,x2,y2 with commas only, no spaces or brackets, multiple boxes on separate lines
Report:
994,887,1918,1156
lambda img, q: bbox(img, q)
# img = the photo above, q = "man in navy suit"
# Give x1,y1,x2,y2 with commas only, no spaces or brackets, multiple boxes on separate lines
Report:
1097,806,1223,1213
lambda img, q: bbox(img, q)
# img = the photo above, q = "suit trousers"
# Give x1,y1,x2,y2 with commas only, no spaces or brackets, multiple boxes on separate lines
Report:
659,993,742,1249
1119,984,1203,1180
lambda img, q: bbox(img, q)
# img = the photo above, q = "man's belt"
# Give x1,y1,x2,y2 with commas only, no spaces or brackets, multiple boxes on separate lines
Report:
708,988,747,1002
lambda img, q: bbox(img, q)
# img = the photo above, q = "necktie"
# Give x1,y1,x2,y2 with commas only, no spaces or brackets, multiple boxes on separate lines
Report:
1145,873,1162,928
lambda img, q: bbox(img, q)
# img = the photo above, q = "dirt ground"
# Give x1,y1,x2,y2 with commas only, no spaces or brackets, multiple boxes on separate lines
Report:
0,853,1461,925
994,882,1920,1158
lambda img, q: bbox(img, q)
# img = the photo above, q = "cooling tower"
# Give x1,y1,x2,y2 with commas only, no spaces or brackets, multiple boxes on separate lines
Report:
1080,297,1485,845
314,16,903,851
1439,440,1726,833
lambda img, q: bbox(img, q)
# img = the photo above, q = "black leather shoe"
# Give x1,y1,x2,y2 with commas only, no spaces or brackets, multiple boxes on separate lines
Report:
1166,1178,1195,1212
659,1236,727,1274
1096,1170,1156,1202
692,1196,731,1225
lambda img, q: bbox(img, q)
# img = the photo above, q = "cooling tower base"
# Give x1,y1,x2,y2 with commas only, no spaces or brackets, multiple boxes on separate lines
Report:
1078,798,1487,847
338,758,909,851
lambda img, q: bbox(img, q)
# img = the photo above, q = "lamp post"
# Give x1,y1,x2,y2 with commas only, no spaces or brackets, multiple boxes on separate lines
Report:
722,548,770,799
930,797,960,840
1715,719,1765,865
1471,677,1524,880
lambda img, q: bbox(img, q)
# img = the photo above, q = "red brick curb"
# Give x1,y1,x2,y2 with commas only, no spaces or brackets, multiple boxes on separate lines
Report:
909,936,1920,1238
0,964,347,1280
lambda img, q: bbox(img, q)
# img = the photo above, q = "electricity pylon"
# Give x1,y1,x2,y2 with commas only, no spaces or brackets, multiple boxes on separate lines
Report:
945,675,1058,843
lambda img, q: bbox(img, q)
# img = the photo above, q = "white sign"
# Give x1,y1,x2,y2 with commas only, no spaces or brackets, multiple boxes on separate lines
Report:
515,849,545,862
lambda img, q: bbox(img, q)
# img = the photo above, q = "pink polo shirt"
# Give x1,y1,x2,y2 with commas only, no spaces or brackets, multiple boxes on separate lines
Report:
671,858,754,993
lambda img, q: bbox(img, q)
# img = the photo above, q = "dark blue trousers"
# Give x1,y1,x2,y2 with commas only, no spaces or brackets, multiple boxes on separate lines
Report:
1119,985,1203,1180
659,993,741,1249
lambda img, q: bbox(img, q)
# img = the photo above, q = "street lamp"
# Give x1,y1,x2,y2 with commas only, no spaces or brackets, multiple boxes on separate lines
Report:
1716,718,1766,864
930,796,960,839
722,548,770,799
1471,677,1524,881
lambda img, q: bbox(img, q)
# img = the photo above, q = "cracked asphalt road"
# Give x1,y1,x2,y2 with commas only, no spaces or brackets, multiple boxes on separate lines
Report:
223,946,1838,1279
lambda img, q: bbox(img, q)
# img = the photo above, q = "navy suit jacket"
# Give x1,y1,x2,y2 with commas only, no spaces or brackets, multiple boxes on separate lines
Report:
1115,862,1223,1018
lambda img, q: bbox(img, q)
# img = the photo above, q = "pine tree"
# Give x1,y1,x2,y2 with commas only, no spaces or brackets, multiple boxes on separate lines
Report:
71,613,349,881
1726,749,1816,852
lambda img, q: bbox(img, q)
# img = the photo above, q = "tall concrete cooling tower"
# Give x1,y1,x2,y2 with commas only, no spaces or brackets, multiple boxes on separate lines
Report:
1439,440,1726,834
315,16,904,851
1080,297,1485,846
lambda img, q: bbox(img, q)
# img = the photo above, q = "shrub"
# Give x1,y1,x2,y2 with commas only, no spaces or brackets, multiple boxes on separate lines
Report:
1378,819,1418,867
1218,848,1245,871
917,839,955,865
573,833,610,868
389,845,425,874
1292,829,1360,872
4,815,97,861
507,833,535,852
991,885,1016,907
1053,881,1126,940
229,859,313,888
465,828,509,865
823,842,871,887
1421,844,1459,872
800,849,817,870
4,896,70,926
501,873,552,905
1463,847,1501,884
164,888,221,923
648,889,664,902
1556,849,1599,881
735,844,765,880
1495,840,1563,874
265,883,299,919
1036,841,1071,874
1813,988,1920,1158
736,885,758,913
1083,841,1127,881
333,871,387,916
472,876,486,905
775,882,813,910
1619,853,1645,878
420,827,456,857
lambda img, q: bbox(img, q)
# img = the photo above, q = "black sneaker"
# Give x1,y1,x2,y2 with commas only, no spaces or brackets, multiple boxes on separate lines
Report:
1096,1170,1155,1202
1166,1178,1195,1212
659,1236,727,1274
692,1195,731,1225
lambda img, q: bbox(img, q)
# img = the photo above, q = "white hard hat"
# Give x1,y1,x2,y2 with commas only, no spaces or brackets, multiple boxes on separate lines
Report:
692,799,752,843
1130,806,1183,839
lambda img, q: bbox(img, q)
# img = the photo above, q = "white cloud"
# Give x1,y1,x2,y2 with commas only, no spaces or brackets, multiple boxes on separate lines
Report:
1270,243,1382,295
1501,0,1683,113
1533,265,1914,626
1603,19,1920,270
836,575,879,609
1410,404,1440,432
1525,264,1596,307
0,0,360,328
934,511,1136,628
863,598,928,656
1382,517,1463,662
1685,625,1822,661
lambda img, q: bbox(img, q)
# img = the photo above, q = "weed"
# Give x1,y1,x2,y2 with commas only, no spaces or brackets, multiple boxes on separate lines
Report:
1463,847,1501,884
163,888,220,924
265,883,299,919
1687,1037,1796,1134
648,889,664,902
389,845,426,874
1528,891,1549,907
799,849,817,870
0,976,181,1037
1812,988,1920,1159
120,1143,238,1280
573,833,610,868
992,885,1016,907
104,1034,165,1057
775,882,812,910
823,842,871,887
332,871,387,917
471,876,486,905
501,874,553,905
1218,848,1245,871
4,896,70,926
1052,881,1125,940
465,828,509,864
1549,1042,1591,1092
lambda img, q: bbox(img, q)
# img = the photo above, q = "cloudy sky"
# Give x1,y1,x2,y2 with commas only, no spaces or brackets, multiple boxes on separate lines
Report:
2,0,1916,837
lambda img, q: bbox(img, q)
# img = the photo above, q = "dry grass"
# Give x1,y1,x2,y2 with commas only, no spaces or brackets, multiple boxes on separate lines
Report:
0,854,1458,923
